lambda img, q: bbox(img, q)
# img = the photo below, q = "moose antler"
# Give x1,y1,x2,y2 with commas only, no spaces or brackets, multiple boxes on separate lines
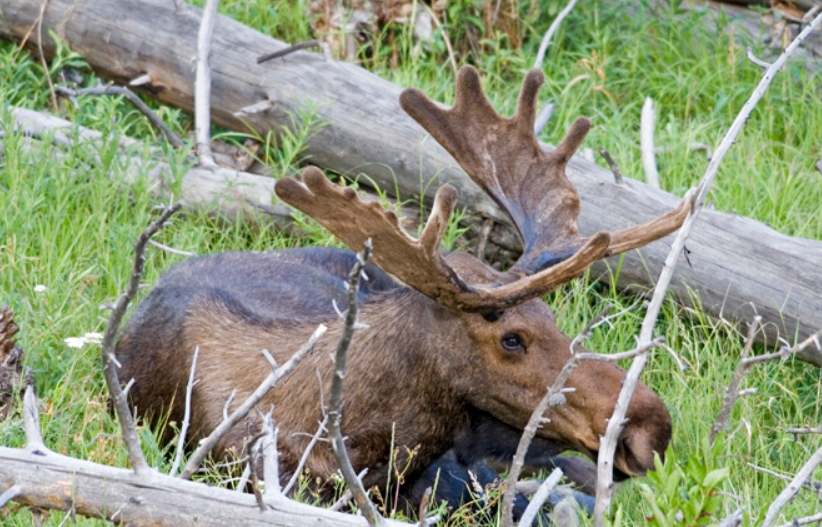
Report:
276,168,610,311
400,66,695,276
275,66,695,312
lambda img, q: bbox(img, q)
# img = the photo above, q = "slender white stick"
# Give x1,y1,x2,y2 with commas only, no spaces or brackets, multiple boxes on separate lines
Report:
195,0,219,167
179,324,326,479
23,384,45,452
640,97,660,189
775,512,822,527
283,416,328,495
592,12,822,526
517,468,563,527
261,412,281,497
170,346,199,476
533,103,554,135
762,445,822,527
0,484,22,508
533,0,580,69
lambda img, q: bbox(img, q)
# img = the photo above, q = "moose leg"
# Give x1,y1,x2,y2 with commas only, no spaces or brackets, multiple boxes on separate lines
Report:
403,450,543,524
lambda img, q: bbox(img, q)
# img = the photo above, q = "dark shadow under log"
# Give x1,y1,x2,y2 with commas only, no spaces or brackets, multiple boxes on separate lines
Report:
1,0,820,363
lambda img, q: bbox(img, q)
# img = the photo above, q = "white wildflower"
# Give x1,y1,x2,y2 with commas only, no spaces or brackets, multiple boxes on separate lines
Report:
34,285,47,293
64,337,86,348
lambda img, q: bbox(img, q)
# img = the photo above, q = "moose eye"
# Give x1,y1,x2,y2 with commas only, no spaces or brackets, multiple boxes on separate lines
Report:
501,333,525,352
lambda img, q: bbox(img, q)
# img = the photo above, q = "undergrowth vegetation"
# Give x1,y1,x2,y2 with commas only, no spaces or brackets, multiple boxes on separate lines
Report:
1,0,821,525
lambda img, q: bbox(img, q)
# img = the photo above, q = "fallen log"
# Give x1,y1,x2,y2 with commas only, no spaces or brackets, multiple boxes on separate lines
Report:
1,0,820,364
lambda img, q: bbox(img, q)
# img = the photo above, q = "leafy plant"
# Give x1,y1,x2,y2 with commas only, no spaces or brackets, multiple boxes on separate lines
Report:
638,440,730,527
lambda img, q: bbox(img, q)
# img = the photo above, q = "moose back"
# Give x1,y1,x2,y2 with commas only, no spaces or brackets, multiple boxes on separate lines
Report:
117,66,690,516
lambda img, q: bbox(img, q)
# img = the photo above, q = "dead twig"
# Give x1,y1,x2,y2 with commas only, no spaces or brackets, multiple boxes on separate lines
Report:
23,381,45,453
787,426,822,437
257,39,320,64
533,103,554,136
417,487,432,527
746,47,771,69
775,512,822,527
748,463,822,493
102,201,183,476
195,0,219,167
640,97,660,189
592,12,822,526
762,445,822,527
517,467,563,527
54,86,185,148
260,410,281,498
709,316,761,444
283,416,329,495
169,346,199,476
178,323,326,479
326,239,382,526
147,239,195,257
533,0,580,69
597,147,623,184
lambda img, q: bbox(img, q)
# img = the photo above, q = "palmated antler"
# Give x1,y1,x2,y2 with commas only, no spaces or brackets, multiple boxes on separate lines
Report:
276,168,610,311
275,66,695,312
400,66,695,276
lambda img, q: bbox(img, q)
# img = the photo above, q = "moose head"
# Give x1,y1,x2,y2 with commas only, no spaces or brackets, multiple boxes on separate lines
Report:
117,66,691,519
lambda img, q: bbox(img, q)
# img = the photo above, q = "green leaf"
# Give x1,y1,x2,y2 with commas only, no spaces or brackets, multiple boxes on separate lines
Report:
702,467,730,488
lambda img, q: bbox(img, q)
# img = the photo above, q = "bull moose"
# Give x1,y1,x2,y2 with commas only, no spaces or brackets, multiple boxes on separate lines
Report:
117,66,691,520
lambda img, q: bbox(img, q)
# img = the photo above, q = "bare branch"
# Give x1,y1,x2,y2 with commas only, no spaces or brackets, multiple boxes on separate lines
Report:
170,346,200,476
179,324,327,479
709,317,761,444
747,463,822,494
786,426,822,436
0,484,21,508
775,512,822,527
533,103,555,136
597,148,623,184
195,0,220,167
326,240,382,526
592,13,822,525
640,97,660,189
689,142,713,160
261,410,281,498
23,382,44,452
129,73,152,86
717,509,744,527
762,445,822,527
54,86,184,148
257,39,320,64
283,416,328,496
533,0,581,69
517,468,563,527
746,47,771,69
147,239,195,257
417,487,432,527
102,201,183,476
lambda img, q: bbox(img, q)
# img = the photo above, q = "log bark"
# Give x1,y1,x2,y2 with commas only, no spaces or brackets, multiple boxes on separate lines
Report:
1,0,820,364
0,446,415,526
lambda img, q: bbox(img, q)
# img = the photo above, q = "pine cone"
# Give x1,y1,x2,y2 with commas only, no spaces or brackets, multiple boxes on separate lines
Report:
0,306,25,419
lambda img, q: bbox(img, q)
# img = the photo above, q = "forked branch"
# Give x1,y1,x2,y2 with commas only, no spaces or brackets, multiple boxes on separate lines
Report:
326,240,383,527
102,201,183,476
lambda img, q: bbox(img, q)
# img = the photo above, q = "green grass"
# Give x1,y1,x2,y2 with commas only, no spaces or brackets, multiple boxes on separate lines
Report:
2,0,822,525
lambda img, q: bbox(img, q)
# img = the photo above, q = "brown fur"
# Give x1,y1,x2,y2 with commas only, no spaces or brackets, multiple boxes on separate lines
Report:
117,248,671,498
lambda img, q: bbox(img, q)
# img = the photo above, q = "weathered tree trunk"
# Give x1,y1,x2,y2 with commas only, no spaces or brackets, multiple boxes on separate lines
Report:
1,0,820,364
0,446,416,526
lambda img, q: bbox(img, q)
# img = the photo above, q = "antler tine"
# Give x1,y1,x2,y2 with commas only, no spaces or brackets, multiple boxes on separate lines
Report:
275,167,475,307
604,188,697,257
